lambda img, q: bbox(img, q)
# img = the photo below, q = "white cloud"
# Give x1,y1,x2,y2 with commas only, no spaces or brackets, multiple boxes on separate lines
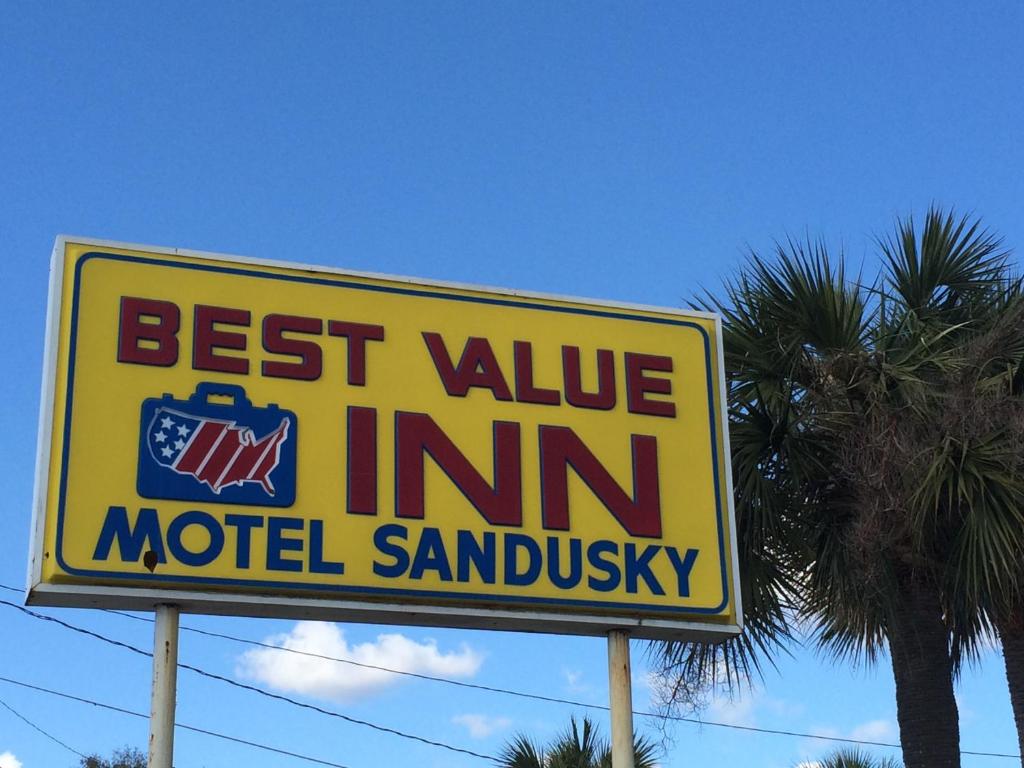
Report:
237,621,483,702
804,717,896,746
633,669,657,696
807,726,841,739
762,697,805,719
452,713,513,739
0,752,22,768
702,686,798,729
796,718,897,764
708,692,758,727
562,667,593,694
849,718,896,742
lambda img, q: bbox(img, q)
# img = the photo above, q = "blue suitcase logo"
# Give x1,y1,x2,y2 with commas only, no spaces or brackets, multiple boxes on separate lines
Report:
137,383,297,507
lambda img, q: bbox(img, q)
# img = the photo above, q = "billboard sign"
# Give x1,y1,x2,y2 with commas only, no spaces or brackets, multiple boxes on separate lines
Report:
28,237,740,640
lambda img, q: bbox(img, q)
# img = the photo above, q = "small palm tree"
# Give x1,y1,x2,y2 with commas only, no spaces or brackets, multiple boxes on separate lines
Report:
799,747,902,768
497,716,657,768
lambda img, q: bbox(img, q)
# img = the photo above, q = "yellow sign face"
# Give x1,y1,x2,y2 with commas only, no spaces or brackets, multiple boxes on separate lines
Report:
29,238,739,639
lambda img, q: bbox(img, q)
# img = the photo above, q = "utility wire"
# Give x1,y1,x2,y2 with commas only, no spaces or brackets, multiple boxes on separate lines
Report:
96,604,1015,758
4,587,1020,760
103,608,914,748
8,587,604,714
0,675,352,768
0,694,86,758
107,606,596,709
0,599,495,762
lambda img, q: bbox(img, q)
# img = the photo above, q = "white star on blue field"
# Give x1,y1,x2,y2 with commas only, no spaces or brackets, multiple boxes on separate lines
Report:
149,411,200,466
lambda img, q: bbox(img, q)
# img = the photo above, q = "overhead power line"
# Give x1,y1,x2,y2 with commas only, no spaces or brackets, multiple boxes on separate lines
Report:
96,609,913,748
2,587,1020,760
0,694,86,758
96,602,1019,759
0,674,352,768
106,606,596,709
0,599,495,762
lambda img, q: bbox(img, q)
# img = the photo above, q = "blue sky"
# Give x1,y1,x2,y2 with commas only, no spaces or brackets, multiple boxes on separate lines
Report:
1,2,1023,767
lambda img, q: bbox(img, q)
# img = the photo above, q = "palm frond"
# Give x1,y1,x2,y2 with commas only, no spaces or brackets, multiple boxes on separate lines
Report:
879,207,1009,321
805,746,903,768
498,733,545,768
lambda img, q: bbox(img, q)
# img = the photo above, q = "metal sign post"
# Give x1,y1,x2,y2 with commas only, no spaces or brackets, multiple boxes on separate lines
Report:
148,604,180,768
607,629,635,768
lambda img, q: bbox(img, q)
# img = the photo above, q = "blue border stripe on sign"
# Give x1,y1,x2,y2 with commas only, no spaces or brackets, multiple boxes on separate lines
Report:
53,251,730,616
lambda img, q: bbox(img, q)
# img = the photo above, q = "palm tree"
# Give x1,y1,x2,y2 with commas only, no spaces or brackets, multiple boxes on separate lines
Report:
998,603,1024,765
653,209,1024,768
497,716,658,768
797,747,902,768
877,225,1024,765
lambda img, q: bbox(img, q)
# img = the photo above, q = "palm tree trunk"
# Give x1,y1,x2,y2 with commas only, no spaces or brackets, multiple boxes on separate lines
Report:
887,579,960,768
996,607,1024,767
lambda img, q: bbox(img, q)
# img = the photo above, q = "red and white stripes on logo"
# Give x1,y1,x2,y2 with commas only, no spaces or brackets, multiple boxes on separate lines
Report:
173,418,290,495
